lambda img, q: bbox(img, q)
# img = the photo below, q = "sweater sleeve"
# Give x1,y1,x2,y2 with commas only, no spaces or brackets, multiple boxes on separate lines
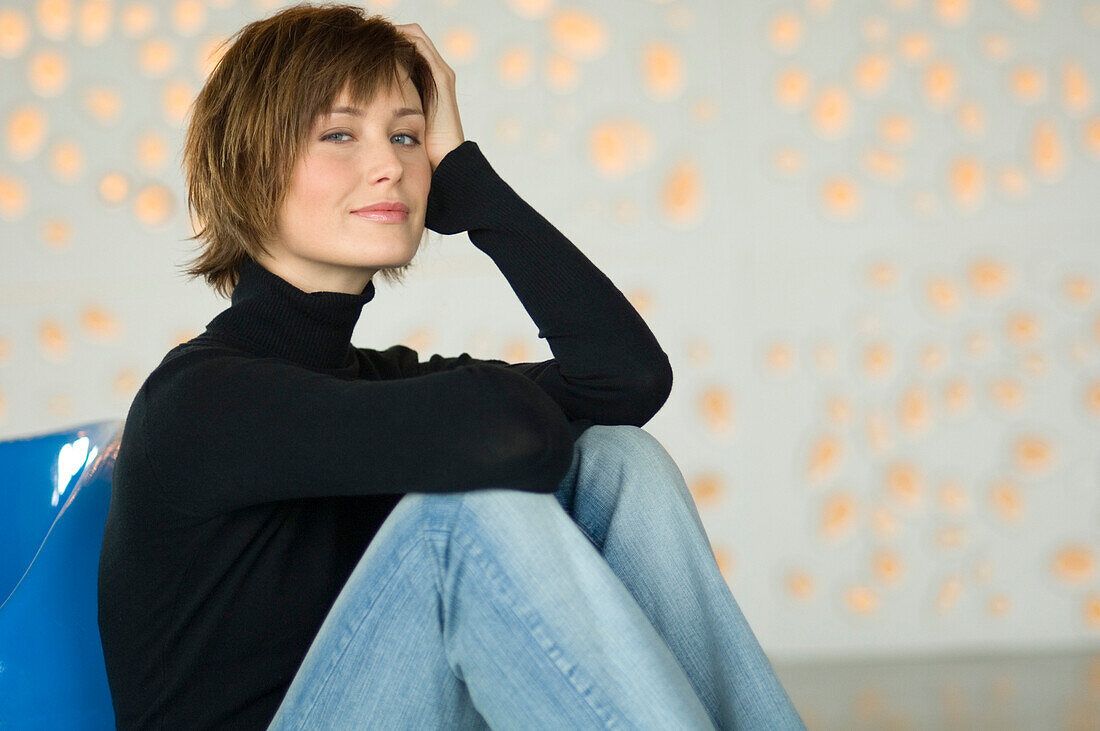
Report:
419,140,674,427
141,349,577,519
358,344,666,430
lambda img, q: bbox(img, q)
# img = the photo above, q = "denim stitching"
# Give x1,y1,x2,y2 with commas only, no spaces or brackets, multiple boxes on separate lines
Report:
444,505,623,729
288,535,428,729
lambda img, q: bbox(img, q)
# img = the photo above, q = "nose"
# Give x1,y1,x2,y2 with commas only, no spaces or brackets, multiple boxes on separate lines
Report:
365,144,405,182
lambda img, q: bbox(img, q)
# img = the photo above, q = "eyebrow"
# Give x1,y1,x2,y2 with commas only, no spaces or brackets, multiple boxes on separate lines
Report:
325,106,425,119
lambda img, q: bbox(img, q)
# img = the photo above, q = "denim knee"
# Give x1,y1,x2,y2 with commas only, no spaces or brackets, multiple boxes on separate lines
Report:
576,424,671,465
567,424,703,546
384,425,678,546
573,424,682,497
386,485,563,549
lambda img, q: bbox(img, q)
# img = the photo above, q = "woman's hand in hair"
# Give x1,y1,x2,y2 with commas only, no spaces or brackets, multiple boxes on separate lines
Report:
396,23,466,172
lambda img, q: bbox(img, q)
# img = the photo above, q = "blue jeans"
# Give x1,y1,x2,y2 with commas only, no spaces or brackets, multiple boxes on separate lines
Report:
267,425,806,729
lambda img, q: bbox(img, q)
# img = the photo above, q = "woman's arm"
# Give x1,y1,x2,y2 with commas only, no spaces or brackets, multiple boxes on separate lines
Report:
140,347,575,518
413,140,673,425
358,343,671,428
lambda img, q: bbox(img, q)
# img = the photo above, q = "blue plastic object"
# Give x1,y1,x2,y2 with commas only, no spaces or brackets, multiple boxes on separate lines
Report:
0,418,124,729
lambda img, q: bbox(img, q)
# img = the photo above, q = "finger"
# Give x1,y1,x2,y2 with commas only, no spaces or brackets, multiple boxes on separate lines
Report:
396,24,446,64
405,25,442,56
396,25,455,84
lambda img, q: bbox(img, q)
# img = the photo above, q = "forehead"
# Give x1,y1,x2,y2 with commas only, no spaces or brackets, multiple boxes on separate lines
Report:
322,75,422,120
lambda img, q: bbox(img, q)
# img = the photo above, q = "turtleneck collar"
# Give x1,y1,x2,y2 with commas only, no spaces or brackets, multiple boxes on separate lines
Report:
203,255,376,371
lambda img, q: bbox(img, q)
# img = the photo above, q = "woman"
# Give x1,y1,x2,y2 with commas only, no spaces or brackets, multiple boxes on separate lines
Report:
96,3,806,729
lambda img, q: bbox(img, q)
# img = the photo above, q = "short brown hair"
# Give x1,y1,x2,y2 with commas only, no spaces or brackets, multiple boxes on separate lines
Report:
178,2,439,299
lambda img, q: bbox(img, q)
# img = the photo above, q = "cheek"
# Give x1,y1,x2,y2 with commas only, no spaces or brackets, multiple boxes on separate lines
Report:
297,158,355,201
297,149,352,181
413,161,433,200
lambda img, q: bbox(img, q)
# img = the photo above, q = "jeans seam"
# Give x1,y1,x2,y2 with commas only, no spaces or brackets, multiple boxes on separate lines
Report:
445,515,621,729
289,534,429,730
573,519,602,551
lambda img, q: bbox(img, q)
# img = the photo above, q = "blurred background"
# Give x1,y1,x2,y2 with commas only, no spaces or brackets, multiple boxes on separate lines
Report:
2,0,1099,726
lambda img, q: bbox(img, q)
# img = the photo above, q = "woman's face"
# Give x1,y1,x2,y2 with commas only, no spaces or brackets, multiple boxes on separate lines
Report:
258,70,431,295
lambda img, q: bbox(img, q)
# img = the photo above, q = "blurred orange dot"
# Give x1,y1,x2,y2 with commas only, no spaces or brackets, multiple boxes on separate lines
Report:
1009,65,1045,102
989,594,1011,616
1052,545,1095,584
1085,594,1100,627
768,10,803,53
968,258,1011,296
845,584,879,614
935,574,963,613
1031,120,1065,181
786,570,815,599
1013,434,1053,474
872,549,903,584
925,277,960,313
820,491,858,540
821,177,860,218
807,433,843,482
885,461,922,508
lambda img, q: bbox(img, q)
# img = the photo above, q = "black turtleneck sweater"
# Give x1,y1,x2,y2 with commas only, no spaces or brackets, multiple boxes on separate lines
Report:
97,140,673,730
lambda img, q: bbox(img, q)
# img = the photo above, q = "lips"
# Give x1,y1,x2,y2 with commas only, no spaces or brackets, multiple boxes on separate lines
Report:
352,208,408,223
353,201,409,213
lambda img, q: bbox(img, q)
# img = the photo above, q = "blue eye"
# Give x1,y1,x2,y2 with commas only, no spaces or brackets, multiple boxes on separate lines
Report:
321,131,421,147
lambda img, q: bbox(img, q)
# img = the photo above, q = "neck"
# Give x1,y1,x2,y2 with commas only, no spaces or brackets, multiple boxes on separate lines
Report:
203,255,376,370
